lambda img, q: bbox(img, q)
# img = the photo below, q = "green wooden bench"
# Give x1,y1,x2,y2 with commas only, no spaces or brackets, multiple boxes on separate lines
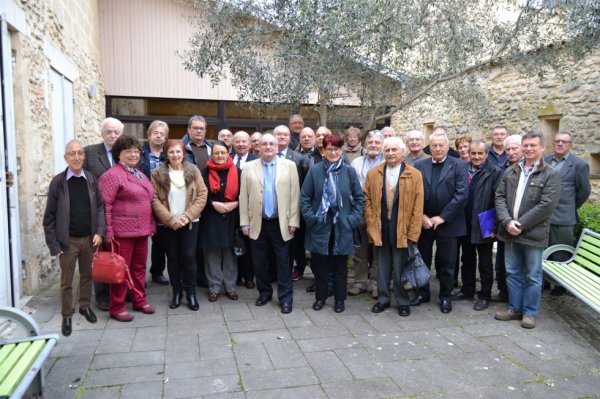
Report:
0,306,58,399
542,228,600,313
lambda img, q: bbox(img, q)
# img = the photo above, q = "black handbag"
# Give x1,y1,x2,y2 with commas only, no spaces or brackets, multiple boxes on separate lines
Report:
401,242,431,290
234,230,246,256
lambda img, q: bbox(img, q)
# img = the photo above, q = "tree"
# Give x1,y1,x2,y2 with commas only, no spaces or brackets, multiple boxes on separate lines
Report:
181,0,600,130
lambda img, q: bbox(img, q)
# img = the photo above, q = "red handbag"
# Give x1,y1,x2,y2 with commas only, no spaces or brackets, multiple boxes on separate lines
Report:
92,239,128,284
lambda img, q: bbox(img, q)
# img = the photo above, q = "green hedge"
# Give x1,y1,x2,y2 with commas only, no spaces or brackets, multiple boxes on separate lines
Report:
575,203,600,239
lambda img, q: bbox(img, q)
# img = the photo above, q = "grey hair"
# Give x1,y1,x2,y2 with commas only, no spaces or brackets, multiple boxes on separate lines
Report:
522,131,545,145
503,134,522,148
274,125,291,135
217,129,233,139
405,129,424,141
470,139,489,152
101,117,124,133
233,131,250,140
188,115,207,128
381,126,396,136
383,136,407,154
429,131,449,146
64,139,83,154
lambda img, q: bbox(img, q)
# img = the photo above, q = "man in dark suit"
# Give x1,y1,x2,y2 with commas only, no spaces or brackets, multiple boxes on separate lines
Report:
288,114,305,150
414,130,468,313
544,131,591,296
232,131,258,289
83,117,123,311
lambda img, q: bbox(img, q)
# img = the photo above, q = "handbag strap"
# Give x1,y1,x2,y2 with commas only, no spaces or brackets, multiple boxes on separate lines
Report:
123,265,144,298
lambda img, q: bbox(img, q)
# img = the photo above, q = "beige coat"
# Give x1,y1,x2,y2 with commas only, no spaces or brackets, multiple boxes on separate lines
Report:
151,161,208,229
239,157,300,241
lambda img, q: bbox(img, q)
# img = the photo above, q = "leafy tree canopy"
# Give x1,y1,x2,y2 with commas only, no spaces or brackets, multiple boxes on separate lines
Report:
182,0,600,129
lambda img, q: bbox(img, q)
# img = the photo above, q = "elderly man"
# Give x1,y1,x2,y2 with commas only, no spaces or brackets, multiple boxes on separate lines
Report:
183,115,212,170
250,132,262,154
451,140,501,311
405,130,431,165
139,120,169,286
239,133,300,313
288,114,305,150
487,126,508,168
381,126,396,139
414,131,468,313
232,131,258,170
44,140,105,336
544,131,591,296
83,117,123,311
297,127,316,155
348,130,384,297
218,129,234,153
422,126,460,158
364,137,424,317
494,132,560,329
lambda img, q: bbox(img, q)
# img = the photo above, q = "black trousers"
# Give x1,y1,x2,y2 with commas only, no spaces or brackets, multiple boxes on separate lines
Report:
237,234,255,284
165,222,199,293
496,242,507,295
460,226,494,299
149,225,168,277
311,253,347,301
291,218,308,273
250,219,293,304
417,229,457,299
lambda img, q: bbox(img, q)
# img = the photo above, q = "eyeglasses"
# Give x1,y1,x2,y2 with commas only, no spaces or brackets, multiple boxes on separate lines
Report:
325,147,342,153
190,126,206,131
65,151,84,157
554,140,571,144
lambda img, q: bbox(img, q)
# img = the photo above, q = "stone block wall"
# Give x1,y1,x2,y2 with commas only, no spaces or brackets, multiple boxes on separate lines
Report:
12,0,105,294
391,49,600,203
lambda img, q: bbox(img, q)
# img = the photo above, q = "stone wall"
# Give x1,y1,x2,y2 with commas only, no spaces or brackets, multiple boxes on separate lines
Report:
391,49,600,203
12,0,105,294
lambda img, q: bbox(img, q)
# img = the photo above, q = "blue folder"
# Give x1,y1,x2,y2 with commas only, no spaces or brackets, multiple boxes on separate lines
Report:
478,208,495,239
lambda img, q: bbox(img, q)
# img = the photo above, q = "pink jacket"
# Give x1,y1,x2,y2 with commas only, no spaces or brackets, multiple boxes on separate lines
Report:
99,164,156,239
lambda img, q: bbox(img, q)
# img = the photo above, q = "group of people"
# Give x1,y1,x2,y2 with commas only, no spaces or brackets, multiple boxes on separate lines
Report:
43,114,591,337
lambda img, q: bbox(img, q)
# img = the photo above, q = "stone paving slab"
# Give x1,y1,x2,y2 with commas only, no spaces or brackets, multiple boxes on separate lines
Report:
13,272,600,398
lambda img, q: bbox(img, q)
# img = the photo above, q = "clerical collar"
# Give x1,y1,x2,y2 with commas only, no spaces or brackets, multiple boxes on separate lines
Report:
432,156,447,164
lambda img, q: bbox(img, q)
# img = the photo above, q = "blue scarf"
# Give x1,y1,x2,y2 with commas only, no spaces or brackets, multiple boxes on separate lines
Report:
317,159,344,223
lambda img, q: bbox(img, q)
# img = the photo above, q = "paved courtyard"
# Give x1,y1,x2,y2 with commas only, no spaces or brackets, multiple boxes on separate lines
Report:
16,271,600,398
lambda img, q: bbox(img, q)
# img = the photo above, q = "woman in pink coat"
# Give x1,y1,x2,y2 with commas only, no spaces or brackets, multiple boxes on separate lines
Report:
99,135,156,322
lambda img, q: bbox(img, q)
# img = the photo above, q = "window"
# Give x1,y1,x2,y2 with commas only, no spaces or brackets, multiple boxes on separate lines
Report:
538,115,561,153
50,69,74,174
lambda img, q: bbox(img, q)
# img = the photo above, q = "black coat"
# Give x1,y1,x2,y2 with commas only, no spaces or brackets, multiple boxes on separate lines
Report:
198,168,239,248
467,161,501,244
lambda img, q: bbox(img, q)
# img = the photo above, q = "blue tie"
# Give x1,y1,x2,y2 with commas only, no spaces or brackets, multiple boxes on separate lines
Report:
264,163,274,217
277,152,284,158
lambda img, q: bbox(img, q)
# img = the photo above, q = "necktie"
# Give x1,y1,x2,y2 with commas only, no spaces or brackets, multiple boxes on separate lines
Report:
277,152,284,158
264,163,274,217
236,156,241,169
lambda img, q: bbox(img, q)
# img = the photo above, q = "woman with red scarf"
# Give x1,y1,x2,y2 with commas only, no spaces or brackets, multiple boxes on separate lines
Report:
151,140,207,311
199,141,240,302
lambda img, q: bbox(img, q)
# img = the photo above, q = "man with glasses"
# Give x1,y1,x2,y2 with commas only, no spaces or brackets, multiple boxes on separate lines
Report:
405,130,431,165
494,132,560,329
543,132,591,296
83,117,123,311
348,130,384,298
44,140,105,336
239,134,300,313
183,115,212,170
487,126,509,168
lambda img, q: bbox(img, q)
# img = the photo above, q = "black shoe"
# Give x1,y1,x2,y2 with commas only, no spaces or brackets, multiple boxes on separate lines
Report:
473,298,489,311
334,301,345,313
490,293,508,303
440,299,452,314
255,296,272,306
550,286,566,296
152,275,169,285
312,300,325,311
398,305,411,317
186,294,199,311
245,280,255,289
62,317,72,336
79,307,97,324
371,302,390,313
451,291,474,301
306,283,316,293
327,289,334,298
170,291,182,309
281,303,293,314
409,295,430,306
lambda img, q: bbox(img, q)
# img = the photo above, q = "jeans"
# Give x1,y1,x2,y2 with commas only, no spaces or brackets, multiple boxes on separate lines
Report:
504,241,543,317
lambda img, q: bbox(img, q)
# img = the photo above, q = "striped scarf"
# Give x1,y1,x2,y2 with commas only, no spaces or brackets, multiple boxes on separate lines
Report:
317,159,344,223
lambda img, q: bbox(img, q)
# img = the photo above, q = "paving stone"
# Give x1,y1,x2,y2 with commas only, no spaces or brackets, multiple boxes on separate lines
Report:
132,325,167,352
336,314,376,335
50,334,100,358
163,374,241,398
203,392,246,399
335,348,388,379
422,330,468,356
241,367,317,391
121,381,164,399
321,378,401,399
304,351,352,383
45,355,94,393
359,313,405,333
355,331,422,349
165,357,237,380
385,358,468,395
91,350,164,369
233,342,273,372
199,330,235,360
296,335,361,352
96,327,136,354
230,329,291,344
166,333,201,363
288,325,351,340
85,364,164,387
366,340,433,362
222,302,255,322
246,384,326,399
80,386,121,398
281,309,314,328
227,316,285,333
305,311,346,328
436,326,491,352
264,339,308,369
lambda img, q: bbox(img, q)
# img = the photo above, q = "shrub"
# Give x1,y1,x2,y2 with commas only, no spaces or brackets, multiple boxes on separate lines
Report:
575,203,600,238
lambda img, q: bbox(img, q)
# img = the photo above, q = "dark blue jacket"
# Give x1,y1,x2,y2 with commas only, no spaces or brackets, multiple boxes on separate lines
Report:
465,160,501,244
300,162,365,255
139,143,166,179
